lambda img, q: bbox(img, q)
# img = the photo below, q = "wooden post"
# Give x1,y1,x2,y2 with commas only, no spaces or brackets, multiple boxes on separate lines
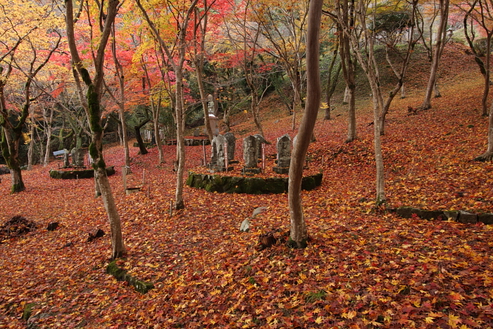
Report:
142,169,146,185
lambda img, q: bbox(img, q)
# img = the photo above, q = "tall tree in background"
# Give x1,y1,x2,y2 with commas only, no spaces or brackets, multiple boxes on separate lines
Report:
420,0,450,110
223,0,275,137
253,0,309,130
326,0,362,140
189,0,219,142
466,0,493,160
334,0,418,204
65,0,126,259
288,0,322,248
0,1,62,193
136,0,200,209
323,41,341,121
335,0,358,142
460,0,492,117
106,19,132,174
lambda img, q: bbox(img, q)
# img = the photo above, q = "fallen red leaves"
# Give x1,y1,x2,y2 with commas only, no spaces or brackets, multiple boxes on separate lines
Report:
1,44,493,328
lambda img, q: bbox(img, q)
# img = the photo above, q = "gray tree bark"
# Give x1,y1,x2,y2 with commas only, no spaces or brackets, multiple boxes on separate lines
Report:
288,0,322,248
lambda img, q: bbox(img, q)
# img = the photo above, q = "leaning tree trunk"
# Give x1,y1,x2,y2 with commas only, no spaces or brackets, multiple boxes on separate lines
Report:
288,0,322,248
174,67,186,210
422,0,449,110
65,0,125,260
134,119,150,155
96,168,125,258
196,61,213,142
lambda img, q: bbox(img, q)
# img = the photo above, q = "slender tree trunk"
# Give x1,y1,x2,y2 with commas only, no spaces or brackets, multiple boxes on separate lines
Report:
422,0,449,110
373,105,385,204
27,113,35,170
134,119,150,155
174,68,186,210
482,36,491,116
2,129,25,193
251,93,265,137
96,169,125,257
65,0,125,259
343,86,349,104
289,0,322,248
196,62,213,142
346,87,356,142
324,48,341,120
43,108,54,166
338,9,357,142
152,99,164,163
119,102,131,173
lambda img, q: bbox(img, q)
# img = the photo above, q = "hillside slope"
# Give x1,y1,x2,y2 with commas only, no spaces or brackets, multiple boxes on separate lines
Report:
1,42,493,328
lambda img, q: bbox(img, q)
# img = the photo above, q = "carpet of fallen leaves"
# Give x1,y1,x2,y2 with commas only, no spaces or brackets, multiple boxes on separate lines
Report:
1,43,493,328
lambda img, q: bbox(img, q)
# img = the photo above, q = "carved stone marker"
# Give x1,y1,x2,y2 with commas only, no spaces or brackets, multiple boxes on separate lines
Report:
273,134,291,174
208,94,219,136
253,134,267,159
63,152,70,168
224,132,236,162
71,148,86,167
209,134,226,172
243,135,261,174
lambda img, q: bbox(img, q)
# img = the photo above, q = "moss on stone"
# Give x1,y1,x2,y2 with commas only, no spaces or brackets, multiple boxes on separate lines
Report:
186,172,322,194
106,260,154,294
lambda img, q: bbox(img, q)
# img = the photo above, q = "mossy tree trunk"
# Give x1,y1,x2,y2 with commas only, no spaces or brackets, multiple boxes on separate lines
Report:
288,0,322,248
65,0,126,259
0,119,26,193
0,28,61,193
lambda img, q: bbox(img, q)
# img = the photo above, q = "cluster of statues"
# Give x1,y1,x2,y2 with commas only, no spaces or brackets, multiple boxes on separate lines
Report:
208,133,292,174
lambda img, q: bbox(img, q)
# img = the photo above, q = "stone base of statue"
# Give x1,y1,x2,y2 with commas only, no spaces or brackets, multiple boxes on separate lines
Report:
242,167,262,175
273,166,290,174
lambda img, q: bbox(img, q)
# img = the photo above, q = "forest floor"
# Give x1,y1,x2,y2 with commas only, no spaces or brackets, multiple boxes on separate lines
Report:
1,42,493,328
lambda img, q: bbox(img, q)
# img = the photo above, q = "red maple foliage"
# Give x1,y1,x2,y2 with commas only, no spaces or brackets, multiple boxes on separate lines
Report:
0,43,492,328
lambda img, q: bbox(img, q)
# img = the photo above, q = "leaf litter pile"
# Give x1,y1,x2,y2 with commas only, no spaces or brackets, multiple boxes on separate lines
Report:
2,47,493,328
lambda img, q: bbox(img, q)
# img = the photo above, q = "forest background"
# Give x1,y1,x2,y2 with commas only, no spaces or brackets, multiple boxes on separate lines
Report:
1,0,493,328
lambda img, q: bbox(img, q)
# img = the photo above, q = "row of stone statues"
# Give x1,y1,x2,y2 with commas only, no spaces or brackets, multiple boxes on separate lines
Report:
208,133,292,174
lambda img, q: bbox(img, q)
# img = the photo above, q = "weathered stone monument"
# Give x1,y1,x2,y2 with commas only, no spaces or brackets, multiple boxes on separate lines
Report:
71,148,86,168
209,134,226,172
224,132,236,162
253,134,267,159
273,134,291,174
208,94,219,137
243,135,261,174
63,151,70,168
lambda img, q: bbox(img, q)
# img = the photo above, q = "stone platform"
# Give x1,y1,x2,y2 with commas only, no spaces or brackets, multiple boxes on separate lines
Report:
186,171,322,194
